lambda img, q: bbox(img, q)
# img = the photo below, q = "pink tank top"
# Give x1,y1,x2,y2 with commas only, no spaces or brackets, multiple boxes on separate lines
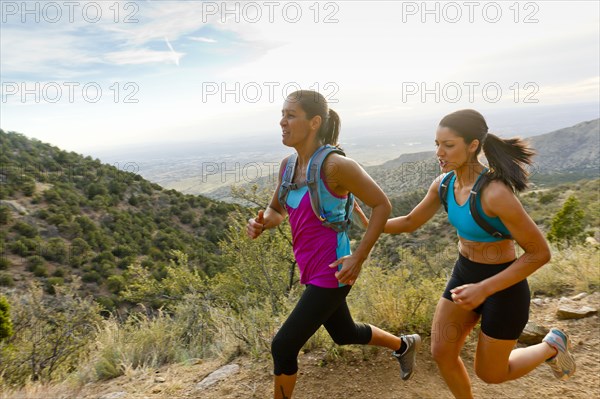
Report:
285,185,350,288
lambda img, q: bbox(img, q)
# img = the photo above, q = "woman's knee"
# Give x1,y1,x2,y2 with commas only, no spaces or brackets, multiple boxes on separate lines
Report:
430,340,461,364
329,334,351,346
271,334,293,359
328,323,371,346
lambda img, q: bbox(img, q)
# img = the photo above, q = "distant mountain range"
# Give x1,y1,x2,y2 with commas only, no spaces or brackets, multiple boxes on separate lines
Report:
365,118,599,195
205,119,599,201
528,119,599,174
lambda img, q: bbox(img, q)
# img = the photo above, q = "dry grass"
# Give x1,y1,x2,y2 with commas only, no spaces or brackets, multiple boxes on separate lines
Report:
529,245,600,295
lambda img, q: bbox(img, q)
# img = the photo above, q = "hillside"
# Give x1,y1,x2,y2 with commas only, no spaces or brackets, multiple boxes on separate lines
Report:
0,130,235,309
1,130,598,397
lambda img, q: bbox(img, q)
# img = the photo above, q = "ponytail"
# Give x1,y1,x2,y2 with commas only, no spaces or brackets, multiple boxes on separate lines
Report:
482,133,535,192
319,109,340,146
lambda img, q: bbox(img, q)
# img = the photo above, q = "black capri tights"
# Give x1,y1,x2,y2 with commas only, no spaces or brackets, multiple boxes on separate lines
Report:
272,284,372,376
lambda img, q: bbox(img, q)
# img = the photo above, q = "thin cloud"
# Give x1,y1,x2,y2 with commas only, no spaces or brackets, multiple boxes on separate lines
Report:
164,37,182,66
189,37,217,43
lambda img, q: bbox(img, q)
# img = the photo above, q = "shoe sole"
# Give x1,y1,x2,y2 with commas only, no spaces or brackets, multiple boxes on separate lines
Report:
550,329,576,381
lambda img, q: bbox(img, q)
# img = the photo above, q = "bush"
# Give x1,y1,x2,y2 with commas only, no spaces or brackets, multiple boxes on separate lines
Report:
0,274,14,287
106,275,125,294
0,206,11,225
10,240,29,257
32,264,49,277
90,311,188,381
529,245,600,295
350,248,447,334
82,270,102,283
0,282,101,386
26,255,45,270
22,178,36,196
45,277,64,294
43,238,68,263
0,296,12,341
538,191,558,205
11,221,38,238
547,195,586,245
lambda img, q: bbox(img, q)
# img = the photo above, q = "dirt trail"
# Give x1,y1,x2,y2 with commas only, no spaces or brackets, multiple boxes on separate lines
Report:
7,293,599,399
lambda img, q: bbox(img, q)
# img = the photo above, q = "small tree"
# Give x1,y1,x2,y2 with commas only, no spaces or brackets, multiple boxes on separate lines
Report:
0,295,13,342
0,206,11,225
547,195,585,245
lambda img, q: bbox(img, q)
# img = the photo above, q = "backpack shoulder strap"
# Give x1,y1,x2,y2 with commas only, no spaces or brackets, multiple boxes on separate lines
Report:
278,153,307,207
438,171,454,213
469,171,513,240
306,145,353,232
306,145,343,221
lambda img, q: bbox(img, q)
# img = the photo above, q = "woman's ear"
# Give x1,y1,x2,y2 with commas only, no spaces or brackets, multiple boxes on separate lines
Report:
468,139,480,154
310,115,322,132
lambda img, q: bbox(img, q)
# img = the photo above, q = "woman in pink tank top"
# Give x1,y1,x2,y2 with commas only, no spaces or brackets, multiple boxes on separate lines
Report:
246,90,421,398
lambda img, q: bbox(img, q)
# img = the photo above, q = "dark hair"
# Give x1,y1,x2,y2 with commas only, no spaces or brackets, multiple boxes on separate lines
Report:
439,109,535,192
288,90,341,146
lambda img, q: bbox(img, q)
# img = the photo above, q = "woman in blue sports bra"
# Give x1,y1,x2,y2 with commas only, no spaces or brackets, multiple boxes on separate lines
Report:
358,109,576,398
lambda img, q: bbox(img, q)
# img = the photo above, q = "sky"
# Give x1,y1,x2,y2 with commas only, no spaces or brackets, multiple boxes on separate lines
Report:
1,0,599,155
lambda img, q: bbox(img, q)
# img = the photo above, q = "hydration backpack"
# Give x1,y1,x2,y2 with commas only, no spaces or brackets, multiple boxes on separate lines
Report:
438,169,512,240
278,145,354,233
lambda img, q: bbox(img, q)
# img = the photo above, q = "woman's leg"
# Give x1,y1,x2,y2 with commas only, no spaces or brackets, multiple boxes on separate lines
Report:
273,374,297,399
369,326,402,350
430,298,480,399
324,295,423,380
271,285,353,399
474,332,556,383
474,278,564,383
323,297,400,350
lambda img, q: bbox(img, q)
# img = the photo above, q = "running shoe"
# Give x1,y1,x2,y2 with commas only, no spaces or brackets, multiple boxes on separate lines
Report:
543,328,576,380
392,334,422,381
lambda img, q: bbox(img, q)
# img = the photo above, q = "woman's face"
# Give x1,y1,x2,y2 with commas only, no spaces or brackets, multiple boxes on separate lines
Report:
280,98,318,148
435,126,477,173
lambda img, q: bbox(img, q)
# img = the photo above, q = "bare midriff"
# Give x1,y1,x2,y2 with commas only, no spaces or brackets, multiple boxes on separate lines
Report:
458,237,516,264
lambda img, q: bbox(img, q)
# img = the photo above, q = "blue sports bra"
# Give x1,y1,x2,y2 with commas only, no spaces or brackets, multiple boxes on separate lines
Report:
446,171,511,242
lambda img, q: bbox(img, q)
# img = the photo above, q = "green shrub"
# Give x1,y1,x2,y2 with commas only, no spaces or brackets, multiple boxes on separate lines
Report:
26,255,45,270
11,221,38,238
82,271,101,283
45,277,64,294
0,296,12,341
0,273,14,287
547,195,586,245
0,283,101,386
529,245,600,295
32,264,49,277
0,206,11,225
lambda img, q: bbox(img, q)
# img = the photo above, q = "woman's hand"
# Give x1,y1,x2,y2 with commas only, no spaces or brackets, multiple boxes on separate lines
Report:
329,254,366,285
450,283,490,311
247,210,265,239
